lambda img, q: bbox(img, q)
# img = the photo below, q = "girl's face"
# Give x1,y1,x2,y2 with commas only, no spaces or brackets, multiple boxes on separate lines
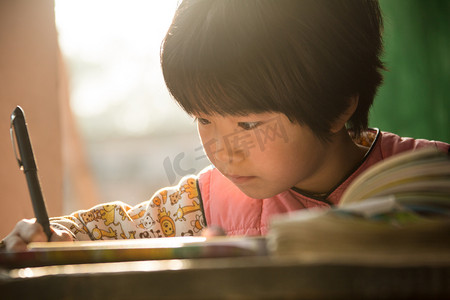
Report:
196,112,330,199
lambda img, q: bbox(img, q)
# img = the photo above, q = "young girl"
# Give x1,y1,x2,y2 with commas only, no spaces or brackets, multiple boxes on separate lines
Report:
3,0,448,251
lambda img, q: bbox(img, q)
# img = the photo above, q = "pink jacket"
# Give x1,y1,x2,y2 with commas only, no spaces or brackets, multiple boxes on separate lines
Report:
198,130,449,236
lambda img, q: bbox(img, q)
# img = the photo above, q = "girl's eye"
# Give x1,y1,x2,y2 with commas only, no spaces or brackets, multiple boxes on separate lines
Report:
238,122,262,130
197,118,211,125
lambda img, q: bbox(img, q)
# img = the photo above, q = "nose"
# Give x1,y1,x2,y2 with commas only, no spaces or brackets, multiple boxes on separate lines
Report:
212,135,245,164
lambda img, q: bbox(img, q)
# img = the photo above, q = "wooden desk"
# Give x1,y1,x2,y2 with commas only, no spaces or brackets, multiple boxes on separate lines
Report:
1,257,449,299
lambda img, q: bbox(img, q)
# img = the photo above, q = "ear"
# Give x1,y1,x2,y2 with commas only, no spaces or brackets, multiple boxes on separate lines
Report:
330,95,359,133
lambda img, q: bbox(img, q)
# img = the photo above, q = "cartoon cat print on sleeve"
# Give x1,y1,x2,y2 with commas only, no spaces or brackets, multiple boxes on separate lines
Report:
49,175,206,240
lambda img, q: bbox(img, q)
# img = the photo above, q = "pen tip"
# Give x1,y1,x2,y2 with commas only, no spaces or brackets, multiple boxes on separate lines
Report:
12,106,25,119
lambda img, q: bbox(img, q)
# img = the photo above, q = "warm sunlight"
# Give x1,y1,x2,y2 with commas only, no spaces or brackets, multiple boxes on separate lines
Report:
54,0,207,205
55,0,187,137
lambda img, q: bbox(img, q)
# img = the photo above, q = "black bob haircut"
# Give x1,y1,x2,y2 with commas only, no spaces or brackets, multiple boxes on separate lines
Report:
161,0,384,140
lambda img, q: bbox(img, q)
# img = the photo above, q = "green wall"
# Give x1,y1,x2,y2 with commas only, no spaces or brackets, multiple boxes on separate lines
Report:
369,0,449,142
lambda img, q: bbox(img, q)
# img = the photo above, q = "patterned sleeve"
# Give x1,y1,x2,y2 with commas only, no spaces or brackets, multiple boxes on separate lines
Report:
49,175,206,241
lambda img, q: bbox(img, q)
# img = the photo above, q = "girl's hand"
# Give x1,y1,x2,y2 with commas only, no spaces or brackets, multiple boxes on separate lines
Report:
1,219,73,252
201,226,226,238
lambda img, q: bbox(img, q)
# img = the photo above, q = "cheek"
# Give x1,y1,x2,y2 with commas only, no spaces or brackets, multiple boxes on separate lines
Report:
198,126,217,161
255,144,294,171
256,134,320,173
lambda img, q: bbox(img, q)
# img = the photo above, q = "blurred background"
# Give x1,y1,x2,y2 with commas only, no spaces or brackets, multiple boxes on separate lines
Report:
0,0,448,238
371,0,449,142
54,0,208,210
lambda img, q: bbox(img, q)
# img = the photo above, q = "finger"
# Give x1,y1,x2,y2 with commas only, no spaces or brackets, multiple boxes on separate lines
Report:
15,219,48,243
201,226,226,238
4,235,28,252
50,228,73,242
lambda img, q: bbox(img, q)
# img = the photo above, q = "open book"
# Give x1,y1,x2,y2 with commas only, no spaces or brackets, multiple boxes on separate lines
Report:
267,147,450,264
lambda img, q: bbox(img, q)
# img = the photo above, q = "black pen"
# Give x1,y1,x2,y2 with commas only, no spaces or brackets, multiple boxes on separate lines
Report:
10,106,52,241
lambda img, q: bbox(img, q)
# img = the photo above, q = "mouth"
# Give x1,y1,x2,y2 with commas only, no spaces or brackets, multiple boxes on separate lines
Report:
224,174,256,185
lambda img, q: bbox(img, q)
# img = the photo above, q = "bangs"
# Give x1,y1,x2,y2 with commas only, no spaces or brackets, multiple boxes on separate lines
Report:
162,64,280,117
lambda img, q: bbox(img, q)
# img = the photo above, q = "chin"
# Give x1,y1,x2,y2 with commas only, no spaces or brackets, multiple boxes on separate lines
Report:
237,185,281,200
